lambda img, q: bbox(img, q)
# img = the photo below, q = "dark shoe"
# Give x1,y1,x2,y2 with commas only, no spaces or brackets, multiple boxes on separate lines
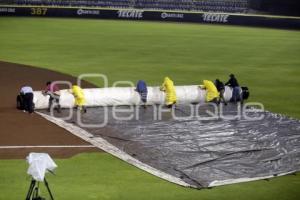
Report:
57,105,61,113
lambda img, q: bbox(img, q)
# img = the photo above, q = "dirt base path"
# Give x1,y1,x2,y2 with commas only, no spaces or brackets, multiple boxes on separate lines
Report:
0,61,101,159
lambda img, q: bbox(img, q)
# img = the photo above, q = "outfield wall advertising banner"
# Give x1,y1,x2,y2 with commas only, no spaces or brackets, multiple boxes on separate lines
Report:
0,6,299,29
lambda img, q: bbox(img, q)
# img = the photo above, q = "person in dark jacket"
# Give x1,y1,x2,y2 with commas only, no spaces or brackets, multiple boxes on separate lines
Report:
19,85,34,113
136,80,148,108
215,79,227,105
225,74,241,103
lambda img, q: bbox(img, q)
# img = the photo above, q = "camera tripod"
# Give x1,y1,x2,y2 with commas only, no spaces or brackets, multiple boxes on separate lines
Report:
25,178,54,200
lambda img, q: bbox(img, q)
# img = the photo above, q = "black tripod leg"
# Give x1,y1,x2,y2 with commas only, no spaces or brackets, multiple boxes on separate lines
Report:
44,178,55,200
25,179,36,200
33,182,39,199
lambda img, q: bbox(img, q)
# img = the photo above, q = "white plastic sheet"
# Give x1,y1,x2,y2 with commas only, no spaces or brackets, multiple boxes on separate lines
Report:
33,86,233,109
26,153,57,182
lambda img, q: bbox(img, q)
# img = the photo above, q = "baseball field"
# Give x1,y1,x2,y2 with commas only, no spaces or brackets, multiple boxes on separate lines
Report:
0,17,299,199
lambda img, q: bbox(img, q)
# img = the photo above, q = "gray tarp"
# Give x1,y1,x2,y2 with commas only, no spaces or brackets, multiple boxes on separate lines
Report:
40,104,300,188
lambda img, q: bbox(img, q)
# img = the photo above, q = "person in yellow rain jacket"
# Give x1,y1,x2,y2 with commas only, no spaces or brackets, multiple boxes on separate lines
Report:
160,77,177,108
200,80,219,103
70,85,87,113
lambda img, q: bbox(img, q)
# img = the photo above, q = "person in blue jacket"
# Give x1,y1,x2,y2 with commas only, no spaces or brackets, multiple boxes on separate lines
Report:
136,80,148,108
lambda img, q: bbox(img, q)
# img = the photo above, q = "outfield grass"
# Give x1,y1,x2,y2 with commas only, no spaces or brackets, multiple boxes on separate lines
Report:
0,17,299,200
0,17,300,117
0,153,299,200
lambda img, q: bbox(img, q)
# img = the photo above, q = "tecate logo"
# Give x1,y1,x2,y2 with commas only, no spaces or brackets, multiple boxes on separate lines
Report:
161,12,184,19
203,13,229,23
118,10,143,19
77,9,100,15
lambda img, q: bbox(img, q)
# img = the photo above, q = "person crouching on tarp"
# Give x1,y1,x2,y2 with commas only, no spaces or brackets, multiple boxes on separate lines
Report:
200,80,219,104
43,81,61,113
135,80,148,108
160,77,177,108
225,74,242,103
69,85,87,113
19,85,34,114
215,79,227,105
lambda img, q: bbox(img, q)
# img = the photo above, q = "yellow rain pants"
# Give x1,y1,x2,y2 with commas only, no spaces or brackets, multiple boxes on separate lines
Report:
72,85,86,107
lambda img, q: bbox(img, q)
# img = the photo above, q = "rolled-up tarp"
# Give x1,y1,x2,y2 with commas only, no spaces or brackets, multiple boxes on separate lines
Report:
33,85,234,109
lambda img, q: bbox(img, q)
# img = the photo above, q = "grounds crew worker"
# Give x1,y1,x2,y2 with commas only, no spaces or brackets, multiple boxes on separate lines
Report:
200,80,219,103
70,85,87,113
43,81,61,113
160,77,177,108
19,85,34,113
135,80,148,108
215,79,227,105
225,74,241,103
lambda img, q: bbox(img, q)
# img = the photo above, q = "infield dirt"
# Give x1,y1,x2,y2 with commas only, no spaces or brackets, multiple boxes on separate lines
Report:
0,61,101,159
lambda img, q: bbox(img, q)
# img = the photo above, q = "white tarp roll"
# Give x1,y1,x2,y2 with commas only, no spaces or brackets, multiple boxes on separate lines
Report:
33,86,234,109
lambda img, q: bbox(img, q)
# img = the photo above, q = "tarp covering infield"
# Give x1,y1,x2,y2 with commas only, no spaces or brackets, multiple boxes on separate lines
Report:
35,87,300,189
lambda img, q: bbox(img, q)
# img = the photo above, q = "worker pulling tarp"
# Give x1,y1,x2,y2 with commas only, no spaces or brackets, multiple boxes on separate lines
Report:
200,80,220,102
160,77,177,107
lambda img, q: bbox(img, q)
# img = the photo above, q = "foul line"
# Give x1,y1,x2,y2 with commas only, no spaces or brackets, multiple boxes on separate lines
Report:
0,145,95,149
